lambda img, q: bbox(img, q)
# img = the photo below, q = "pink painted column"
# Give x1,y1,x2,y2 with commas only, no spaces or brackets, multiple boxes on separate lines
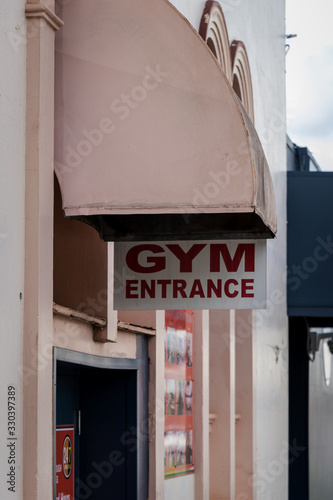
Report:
194,310,210,500
235,310,254,500
148,311,165,499
24,3,63,499
209,309,236,500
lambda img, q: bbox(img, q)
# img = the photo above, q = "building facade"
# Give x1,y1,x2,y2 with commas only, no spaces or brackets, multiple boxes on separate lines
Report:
0,0,287,499
287,138,333,500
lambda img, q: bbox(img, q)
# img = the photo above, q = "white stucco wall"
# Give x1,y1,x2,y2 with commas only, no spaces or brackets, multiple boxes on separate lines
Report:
223,2,288,499
0,1,26,498
309,341,333,500
165,474,195,499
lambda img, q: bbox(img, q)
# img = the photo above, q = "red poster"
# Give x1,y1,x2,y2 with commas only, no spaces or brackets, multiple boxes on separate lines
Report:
56,426,75,500
164,310,194,479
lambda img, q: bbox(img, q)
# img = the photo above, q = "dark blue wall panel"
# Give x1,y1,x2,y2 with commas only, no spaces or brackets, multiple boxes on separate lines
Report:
287,172,333,316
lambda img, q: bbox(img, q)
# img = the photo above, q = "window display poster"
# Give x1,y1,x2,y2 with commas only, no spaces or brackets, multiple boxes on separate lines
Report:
56,425,74,500
164,310,194,478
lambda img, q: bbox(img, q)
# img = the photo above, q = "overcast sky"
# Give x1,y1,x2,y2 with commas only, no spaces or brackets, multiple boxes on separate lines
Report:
286,0,333,170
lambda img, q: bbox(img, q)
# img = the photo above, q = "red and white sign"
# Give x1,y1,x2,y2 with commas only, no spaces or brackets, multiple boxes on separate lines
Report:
114,240,266,310
56,426,74,500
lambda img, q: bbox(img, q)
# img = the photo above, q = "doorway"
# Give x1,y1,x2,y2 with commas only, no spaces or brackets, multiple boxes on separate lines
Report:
54,349,144,500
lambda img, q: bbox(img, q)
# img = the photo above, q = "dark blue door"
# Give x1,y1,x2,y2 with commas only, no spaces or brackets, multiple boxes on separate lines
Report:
56,362,138,500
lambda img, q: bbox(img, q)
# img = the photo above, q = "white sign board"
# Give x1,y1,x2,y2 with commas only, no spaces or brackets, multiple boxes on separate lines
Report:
114,240,266,310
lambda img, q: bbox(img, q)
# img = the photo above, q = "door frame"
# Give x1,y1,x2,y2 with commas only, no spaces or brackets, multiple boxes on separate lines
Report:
53,347,142,500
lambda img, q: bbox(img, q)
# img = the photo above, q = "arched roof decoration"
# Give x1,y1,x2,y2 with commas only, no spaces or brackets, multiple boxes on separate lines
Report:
54,0,277,241
231,40,254,122
199,1,232,83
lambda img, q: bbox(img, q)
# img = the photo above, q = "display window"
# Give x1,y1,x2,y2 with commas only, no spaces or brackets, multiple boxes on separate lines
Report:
164,310,194,478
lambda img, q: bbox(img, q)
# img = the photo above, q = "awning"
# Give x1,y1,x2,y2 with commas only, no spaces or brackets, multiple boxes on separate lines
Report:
54,0,277,241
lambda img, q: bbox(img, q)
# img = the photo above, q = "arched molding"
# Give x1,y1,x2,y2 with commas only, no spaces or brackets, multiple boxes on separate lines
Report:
230,40,254,122
199,1,232,83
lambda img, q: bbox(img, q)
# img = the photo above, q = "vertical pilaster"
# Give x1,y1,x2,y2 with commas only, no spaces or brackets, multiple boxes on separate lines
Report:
24,3,63,499
235,310,254,500
194,309,210,500
230,310,236,500
148,310,165,499
209,309,236,500
94,242,118,342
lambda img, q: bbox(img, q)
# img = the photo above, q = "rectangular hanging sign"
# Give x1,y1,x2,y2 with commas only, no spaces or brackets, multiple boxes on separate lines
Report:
114,240,266,310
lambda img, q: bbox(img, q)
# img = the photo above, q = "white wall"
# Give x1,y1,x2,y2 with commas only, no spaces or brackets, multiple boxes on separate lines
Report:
0,1,26,498
168,0,203,29
309,341,333,500
165,474,195,499
222,1,288,499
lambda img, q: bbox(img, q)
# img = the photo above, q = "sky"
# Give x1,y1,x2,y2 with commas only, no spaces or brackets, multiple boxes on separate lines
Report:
286,0,333,170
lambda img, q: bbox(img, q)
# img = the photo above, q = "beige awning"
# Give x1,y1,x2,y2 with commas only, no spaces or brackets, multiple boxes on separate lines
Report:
54,0,277,240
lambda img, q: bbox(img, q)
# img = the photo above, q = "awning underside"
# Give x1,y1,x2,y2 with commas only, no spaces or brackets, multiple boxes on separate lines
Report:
77,212,274,242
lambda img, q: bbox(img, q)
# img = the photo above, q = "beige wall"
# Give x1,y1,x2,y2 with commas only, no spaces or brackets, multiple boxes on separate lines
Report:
53,315,137,359
54,176,108,318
